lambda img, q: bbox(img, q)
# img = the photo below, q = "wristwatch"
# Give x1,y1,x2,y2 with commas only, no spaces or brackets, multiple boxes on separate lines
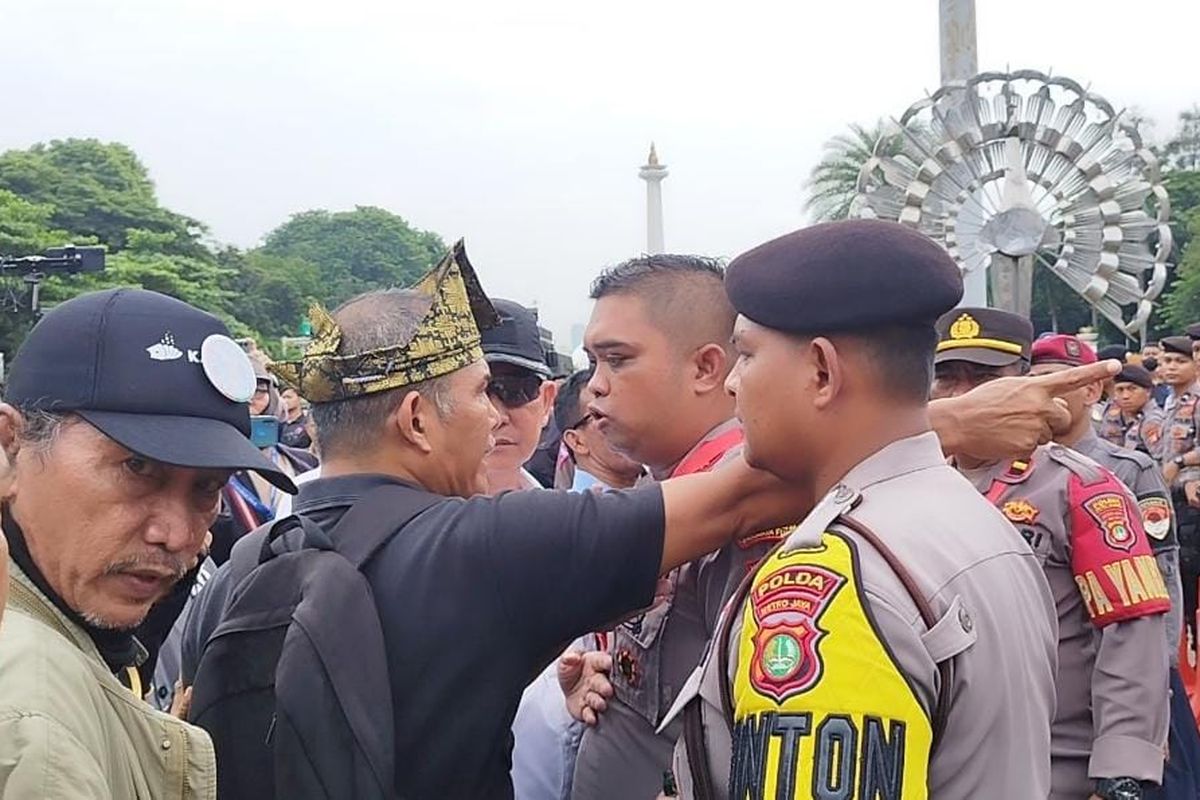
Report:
1094,777,1144,800
1174,455,1186,468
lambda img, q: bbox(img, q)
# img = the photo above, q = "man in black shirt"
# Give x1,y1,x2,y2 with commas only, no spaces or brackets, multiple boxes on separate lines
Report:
184,242,808,798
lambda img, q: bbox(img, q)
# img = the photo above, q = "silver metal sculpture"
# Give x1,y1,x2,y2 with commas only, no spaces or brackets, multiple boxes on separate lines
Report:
855,69,1172,335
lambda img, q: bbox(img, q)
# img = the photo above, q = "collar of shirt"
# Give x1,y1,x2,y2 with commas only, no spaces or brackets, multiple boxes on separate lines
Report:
292,472,421,517
1071,428,1101,458
837,431,948,494
571,468,602,492
662,418,744,479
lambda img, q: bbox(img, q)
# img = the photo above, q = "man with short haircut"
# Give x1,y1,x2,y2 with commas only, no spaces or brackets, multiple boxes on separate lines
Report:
481,298,557,492
0,288,296,798
186,243,809,799
936,310,1169,799
553,369,642,492
570,254,791,800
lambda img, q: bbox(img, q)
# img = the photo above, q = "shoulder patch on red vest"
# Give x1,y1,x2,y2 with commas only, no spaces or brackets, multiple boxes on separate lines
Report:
1067,470,1170,626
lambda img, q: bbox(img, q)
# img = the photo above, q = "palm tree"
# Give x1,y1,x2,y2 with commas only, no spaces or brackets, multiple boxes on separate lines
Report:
803,120,900,222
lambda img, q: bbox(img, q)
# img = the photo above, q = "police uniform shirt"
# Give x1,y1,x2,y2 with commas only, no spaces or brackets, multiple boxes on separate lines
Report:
960,444,1169,796
571,420,788,800
1161,381,1200,488
184,473,666,799
665,433,1059,799
1072,429,1183,668
1097,399,1133,447
1124,402,1166,460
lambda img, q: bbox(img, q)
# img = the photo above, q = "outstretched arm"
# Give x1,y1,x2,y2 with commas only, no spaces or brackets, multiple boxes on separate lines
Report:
931,360,1120,461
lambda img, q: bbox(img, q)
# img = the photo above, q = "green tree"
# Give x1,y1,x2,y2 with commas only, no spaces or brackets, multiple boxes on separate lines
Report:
258,206,445,308
222,248,323,344
0,140,254,355
803,121,905,222
0,139,205,257
1161,105,1200,172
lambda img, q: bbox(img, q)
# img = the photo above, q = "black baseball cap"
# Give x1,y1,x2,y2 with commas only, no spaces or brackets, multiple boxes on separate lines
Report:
481,298,551,377
5,289,296,493
934,307,1033,367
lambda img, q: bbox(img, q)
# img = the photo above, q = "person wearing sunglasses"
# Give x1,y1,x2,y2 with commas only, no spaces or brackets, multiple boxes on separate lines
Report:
481,299,559,493
553,369,643,493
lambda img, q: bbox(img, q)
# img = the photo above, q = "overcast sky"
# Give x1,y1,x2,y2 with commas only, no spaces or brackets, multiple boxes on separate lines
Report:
2,0,1196,344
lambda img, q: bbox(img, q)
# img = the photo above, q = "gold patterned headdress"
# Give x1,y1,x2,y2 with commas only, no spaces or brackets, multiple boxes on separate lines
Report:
269,240,499,403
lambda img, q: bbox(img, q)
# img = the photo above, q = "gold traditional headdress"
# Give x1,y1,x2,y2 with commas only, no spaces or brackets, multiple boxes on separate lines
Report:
269,239,499,403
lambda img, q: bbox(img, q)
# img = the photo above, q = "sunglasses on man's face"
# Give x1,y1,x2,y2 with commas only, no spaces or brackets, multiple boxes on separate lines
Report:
568,413,594,431
254,380,271,395
487,372,543,408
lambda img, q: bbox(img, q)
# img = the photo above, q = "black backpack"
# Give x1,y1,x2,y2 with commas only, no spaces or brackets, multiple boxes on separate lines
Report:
189,484,438,800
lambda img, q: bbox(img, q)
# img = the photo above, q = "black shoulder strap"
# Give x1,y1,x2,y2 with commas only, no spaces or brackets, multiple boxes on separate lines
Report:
326,483,441,568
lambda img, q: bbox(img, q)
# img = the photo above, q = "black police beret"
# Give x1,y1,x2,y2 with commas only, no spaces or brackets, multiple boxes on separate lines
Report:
1187,323,1200,341
1097,345,1128,362
725,220,963,334
1115,364,1154,389
1161,336,1193,357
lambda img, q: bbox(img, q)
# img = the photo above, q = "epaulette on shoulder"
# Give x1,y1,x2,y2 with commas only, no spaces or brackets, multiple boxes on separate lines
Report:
1044,443,1104,484
1105,443,1156,470
993,456,1034,485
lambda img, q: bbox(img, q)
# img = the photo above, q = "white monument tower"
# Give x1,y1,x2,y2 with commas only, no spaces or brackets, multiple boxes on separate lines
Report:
638,143,668,254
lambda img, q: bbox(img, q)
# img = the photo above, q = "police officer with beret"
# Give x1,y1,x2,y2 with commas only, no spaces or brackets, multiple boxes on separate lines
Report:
935,310,1169,799
1109,364,1167,458
665,220,1060,799
1031,334,1183,666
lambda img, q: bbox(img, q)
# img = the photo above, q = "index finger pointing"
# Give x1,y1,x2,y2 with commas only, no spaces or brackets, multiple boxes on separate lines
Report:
1028,360,1120,395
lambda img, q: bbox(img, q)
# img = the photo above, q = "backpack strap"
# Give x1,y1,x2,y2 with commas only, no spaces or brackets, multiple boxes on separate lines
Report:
325,483,441,568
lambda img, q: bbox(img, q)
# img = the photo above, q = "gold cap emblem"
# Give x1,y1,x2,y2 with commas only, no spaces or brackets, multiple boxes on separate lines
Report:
949,313,981,340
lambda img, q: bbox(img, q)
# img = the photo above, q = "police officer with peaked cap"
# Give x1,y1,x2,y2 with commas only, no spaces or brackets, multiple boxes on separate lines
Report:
936,311,1169,799
664,220,1060,799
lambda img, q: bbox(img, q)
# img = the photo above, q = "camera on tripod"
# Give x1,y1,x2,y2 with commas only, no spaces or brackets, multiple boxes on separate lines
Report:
0,245,106,313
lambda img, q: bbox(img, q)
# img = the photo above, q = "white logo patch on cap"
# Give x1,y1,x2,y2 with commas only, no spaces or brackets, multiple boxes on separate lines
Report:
201,334,255,402
146,331,183,361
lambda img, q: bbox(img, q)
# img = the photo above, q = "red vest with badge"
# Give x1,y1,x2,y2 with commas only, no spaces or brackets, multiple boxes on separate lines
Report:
985,452,1169,628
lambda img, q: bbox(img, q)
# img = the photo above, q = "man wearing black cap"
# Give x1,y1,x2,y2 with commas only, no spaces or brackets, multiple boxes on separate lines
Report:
935,309,1169,799
1157,335,1200,644
480,298,557,492
0,288,295,798
664,221,1061,799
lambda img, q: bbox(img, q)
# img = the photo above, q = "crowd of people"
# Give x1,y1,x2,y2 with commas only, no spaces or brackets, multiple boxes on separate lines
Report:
0,219,1196,799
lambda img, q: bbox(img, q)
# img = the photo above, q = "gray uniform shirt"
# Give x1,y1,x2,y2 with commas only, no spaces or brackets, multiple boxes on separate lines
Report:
1072,429,1183,667
571,421,786,800
1161,383,1200,488
961,444,1169,797
1123,403,1166,460
664,432,1059,799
